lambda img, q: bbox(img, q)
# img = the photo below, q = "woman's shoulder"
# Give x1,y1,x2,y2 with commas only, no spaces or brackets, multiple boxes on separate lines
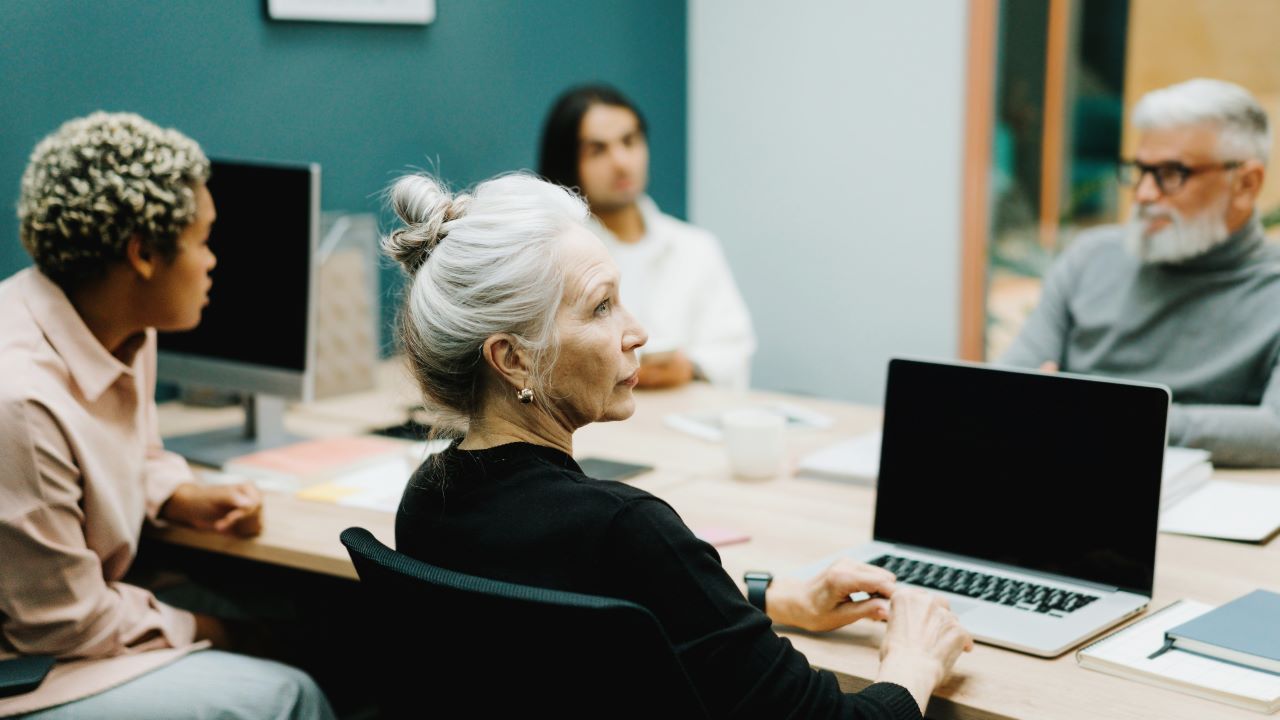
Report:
396,443,687,555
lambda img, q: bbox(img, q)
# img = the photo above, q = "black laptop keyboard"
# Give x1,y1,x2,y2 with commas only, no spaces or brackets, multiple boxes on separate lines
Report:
868,555,1100,616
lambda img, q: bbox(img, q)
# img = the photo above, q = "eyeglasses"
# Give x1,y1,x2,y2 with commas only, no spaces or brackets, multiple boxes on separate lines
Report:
1116,159,1242,195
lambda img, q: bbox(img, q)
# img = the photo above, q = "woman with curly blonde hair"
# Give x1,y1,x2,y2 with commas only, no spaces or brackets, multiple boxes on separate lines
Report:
0,112,334,719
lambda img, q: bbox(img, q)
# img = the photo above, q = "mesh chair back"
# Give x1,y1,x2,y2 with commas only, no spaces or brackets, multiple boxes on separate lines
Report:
339,527,708,718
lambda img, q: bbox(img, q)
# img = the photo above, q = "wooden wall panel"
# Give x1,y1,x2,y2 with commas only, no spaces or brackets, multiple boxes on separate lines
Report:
1123,0,1280,217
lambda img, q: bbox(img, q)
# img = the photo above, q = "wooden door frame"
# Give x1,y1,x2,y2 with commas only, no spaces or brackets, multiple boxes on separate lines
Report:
959,0,999,360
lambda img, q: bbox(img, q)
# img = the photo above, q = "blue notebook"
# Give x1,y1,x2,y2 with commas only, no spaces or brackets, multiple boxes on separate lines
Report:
1166,589,1280,673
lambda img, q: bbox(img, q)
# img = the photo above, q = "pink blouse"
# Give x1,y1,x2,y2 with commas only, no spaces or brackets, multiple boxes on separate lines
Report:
0,268,203,716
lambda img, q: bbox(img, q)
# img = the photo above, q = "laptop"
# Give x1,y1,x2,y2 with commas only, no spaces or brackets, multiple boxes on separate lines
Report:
813,357,1170,658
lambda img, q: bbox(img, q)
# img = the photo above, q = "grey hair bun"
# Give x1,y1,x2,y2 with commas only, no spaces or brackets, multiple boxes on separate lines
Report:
383,173,472,274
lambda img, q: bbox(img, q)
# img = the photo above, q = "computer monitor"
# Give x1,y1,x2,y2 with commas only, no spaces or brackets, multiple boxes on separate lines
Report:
158,158,321,467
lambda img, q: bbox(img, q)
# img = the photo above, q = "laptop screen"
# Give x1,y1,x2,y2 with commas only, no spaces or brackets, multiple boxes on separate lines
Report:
873,358,1168,596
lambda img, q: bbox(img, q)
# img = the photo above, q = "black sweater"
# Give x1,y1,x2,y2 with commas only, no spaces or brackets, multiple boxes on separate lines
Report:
396,441,921,720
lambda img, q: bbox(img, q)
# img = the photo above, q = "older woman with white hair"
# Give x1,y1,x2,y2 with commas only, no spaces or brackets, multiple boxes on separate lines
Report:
0,112,334,719
391,172,971,719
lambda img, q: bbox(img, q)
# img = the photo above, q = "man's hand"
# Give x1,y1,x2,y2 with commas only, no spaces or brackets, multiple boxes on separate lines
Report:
636,350,696,389
161,482,263,537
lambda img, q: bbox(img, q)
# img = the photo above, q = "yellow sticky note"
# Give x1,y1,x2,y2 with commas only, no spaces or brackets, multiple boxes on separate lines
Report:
297,483,360,503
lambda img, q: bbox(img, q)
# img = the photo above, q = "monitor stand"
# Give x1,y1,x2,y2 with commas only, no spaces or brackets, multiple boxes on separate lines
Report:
164,394,307,469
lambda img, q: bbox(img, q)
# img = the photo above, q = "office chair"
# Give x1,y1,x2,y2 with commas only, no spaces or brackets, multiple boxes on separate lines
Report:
339,527,709,719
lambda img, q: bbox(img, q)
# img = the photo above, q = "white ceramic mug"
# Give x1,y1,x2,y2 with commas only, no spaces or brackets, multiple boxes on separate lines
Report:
721,408,786,479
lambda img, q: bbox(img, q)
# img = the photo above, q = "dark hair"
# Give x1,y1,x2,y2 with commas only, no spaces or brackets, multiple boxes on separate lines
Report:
537,84,648,194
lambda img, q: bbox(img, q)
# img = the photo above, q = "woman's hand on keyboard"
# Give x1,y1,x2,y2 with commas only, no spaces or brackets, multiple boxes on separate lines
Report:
877,587,974,714
765,558,896,632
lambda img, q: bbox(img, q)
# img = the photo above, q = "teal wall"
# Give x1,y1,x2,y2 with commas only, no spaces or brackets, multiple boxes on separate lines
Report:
1,0,687,345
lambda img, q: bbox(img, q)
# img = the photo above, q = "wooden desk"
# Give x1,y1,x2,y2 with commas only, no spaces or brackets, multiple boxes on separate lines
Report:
154,370,1279,720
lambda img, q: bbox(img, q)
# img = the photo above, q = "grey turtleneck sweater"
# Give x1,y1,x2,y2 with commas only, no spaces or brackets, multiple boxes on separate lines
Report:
1001,218,1280,467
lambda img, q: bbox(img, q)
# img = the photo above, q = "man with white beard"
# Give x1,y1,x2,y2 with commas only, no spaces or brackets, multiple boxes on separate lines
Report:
1001,78,1280,467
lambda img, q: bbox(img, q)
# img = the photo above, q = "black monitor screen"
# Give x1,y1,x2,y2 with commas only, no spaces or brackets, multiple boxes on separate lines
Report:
873,359,1168,596
159,159,315,372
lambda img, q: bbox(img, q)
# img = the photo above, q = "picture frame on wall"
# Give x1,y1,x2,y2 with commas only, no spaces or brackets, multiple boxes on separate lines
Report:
266,0,435,25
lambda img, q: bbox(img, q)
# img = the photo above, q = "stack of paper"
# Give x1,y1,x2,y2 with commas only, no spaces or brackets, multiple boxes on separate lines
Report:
226,435,408,489
221,435,450,500
795,431,881,486
295,456,416,512
1160,481,1280,542
1159,447,1213,513
294,438,453,513
793,438,1213,497
664,403,832,442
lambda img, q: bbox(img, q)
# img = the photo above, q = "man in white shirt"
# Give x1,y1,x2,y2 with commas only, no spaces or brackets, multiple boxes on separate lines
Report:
538,85,756,389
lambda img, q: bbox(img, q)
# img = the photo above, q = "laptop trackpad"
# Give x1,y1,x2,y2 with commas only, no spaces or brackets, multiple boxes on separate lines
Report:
945,597,982,617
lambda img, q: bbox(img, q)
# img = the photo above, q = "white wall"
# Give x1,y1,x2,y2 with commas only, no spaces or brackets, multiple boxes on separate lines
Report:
689,0,970,403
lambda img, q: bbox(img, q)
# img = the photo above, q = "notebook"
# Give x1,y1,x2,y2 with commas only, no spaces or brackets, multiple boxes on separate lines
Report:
577,457,654,482
1078,600,1280,713
1164,590,1280,674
